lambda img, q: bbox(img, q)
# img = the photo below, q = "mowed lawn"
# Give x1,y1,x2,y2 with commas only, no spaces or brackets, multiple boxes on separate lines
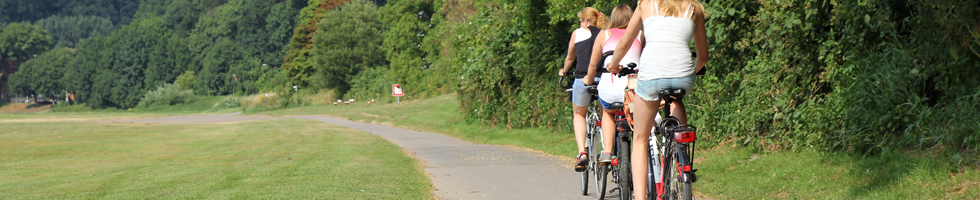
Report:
0,116,432,199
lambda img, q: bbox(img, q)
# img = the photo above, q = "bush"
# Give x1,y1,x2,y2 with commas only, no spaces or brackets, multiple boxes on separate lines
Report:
136,83,196,107
209,96,242,112
175,71,198,91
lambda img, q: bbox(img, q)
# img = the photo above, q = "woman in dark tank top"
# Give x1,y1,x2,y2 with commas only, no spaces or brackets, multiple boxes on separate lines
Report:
559,7,607,172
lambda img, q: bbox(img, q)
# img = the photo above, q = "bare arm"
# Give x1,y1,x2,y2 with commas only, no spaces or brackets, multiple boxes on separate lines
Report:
561,30,578,76
584,30,607,85
609,3,645,73
692,10,709,72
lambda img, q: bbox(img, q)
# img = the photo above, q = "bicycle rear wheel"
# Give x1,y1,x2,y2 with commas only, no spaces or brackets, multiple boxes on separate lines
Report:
660,143,693,200
617,132,633,200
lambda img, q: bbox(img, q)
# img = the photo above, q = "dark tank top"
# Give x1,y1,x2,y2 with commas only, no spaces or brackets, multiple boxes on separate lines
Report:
574,25,601,79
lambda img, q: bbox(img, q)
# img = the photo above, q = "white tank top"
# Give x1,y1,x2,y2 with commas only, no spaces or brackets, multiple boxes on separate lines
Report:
598,29,641,103
637,1,696,81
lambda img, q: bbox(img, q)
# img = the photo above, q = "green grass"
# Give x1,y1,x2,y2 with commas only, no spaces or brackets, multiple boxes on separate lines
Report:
257,94,578,157
256,93,980,199
0,116,432,199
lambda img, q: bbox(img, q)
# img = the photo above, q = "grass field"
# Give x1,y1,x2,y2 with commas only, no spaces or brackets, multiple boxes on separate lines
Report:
0,116,432,199
257,93,980,199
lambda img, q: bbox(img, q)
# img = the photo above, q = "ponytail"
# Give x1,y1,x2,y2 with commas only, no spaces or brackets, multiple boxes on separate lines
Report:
577,7,608,29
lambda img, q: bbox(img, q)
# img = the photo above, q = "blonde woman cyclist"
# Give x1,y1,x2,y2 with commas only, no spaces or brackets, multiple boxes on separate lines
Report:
560,7,607,172
582,4,644,165
607,0,709,198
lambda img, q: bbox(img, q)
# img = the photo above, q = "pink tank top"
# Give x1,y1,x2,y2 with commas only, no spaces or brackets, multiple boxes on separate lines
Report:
597,28,642,103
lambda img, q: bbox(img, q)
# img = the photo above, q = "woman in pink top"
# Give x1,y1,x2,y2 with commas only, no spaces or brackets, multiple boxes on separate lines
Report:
606,0,710,198
582,4,644,164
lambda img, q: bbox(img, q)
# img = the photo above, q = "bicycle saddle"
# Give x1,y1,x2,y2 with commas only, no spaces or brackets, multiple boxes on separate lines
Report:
585,85,599,94
659,89,686,100
609,102,624,109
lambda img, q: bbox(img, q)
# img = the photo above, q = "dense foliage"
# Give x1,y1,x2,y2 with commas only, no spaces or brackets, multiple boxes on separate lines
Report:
0,23,53,62
33,15,114,48
361,0,980,155
8,47,75,96
0,0,140,25
309,0,385,95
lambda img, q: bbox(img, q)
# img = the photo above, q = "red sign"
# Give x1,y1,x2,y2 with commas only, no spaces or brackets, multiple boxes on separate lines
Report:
392,84,404,96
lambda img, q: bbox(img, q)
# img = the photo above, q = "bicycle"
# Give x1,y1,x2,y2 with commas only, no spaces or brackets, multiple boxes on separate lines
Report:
558,70,604,197
650,89,698,200
607,61,700,200
589,51,640,200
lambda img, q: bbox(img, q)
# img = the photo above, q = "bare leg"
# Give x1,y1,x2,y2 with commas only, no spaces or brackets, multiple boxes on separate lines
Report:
631,95,660,199
601,108,618,153
573,103,588,154
671,99,687,125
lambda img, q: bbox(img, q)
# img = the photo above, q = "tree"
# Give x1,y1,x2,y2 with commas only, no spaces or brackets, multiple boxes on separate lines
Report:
309,0,385,95
196,38,242,95
379,0,441,94
0,23,53,62
282,0,349,88
34,15,114,48
8,47,76,96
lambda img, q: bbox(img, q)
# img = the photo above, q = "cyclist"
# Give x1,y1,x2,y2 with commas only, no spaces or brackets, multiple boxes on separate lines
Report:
559,7,607,172
606,0,709,198
582,4,643,165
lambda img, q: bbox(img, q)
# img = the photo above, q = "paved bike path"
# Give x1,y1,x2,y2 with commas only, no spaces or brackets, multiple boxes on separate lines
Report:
293,116,605,200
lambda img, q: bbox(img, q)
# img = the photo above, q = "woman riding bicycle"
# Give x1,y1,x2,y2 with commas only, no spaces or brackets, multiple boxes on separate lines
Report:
559,7,607,172
607,0,709,198
582,4,644,165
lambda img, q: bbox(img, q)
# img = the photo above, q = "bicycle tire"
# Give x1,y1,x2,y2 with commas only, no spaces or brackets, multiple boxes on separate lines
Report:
592,125,606,199
617,132,633,200
582,160,590,195
597,163,608,199
661,142,677,200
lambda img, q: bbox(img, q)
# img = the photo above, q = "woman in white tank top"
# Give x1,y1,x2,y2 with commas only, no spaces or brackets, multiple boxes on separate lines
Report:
605,0,709,198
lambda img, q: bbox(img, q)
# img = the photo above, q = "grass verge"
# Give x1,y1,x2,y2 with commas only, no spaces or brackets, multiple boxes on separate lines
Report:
256,93,980,199
0,116,432,199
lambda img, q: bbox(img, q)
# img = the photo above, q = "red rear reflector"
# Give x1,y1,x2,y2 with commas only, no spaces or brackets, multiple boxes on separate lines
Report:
683,165,691,172
674,131,696,143
611,159,619,166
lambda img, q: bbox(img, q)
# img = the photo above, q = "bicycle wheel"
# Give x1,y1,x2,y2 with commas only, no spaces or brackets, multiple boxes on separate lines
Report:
617,132,633,200
582,157,590,195
592,126,606,198
596,163,608,199
660,142,676,200
661,142,693,200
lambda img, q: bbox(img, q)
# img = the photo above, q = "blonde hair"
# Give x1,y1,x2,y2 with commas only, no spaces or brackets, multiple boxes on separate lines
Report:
577,7,607,29
607,4,633,29
654,0,709,18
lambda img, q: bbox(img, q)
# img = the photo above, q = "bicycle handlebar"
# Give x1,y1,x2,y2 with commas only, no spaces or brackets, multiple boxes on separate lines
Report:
557,70,573,89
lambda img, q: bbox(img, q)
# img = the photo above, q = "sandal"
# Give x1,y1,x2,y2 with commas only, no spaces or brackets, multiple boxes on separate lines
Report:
574,152,589,172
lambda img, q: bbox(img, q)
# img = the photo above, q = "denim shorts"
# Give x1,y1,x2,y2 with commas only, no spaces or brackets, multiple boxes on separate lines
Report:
571,78,595,107
635,75,696,102
598,97,617,110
